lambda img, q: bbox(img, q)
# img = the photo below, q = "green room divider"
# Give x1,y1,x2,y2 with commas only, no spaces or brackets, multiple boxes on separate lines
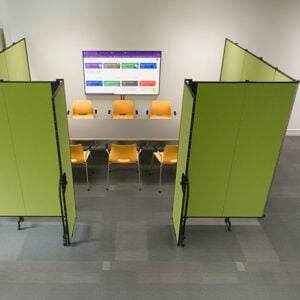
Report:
172,82,195,243
0,50,9,79
220,38,294,82
173,39,299,246
0,38,30,81
52,81,76,241
0,79,75,246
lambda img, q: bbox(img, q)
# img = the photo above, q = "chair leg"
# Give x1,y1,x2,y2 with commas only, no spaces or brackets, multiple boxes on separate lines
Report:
85,162,90,191
138,162,141,190
149,153,155,176
106,162,110,190
159,163,163,186
158,163,163,192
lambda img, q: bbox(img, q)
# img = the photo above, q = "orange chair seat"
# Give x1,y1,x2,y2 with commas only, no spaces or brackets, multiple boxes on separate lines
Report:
150,100,172,119
72,100,94,119
112,100,135,119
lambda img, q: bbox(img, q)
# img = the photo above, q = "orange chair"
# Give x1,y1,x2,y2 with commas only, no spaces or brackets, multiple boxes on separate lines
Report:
70,144,91,190
112,100,135,119
149,100,172,119
72,100,94,119
153,145,178,187
106,144,141,189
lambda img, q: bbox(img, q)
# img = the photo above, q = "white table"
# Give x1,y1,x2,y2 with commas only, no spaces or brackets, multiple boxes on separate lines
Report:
68,118,180,141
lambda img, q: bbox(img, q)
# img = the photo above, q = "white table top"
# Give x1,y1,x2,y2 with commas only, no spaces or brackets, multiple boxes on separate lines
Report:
68,118,180,141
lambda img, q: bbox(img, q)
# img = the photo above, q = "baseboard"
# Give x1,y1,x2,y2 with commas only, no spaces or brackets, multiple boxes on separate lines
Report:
286,129,300,136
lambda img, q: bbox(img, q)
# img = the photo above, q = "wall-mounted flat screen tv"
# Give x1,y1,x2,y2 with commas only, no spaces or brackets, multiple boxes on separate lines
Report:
82,50,161,95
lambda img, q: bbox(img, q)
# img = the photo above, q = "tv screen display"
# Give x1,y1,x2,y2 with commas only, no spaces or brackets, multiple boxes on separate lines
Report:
82,50,161,95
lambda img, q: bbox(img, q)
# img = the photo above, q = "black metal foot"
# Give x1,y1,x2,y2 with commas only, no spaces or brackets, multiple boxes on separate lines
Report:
17,216,24,230
63,234,70,246
225,217,231,231
179,236,185,247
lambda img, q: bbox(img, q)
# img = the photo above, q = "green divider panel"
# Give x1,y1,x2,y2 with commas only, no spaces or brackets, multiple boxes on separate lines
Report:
0,51,9,80
4,39,30,81
241,52,276,81
3,82,60,216
53,82,76,239
0,86,25,215
221,39,295,83
223,83,298,216
175,40,298,245
187,83,245,216
220,40,245,81
274,70,293,82
182,82,297,218
172,83,194,243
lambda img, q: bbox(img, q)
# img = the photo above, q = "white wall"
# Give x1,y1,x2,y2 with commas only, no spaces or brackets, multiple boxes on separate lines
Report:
1,0,300,130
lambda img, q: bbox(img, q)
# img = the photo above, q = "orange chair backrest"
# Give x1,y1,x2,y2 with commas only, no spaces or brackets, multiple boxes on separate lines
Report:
70,144,85,163
72,100,94,119
109,144,138,164
150,100,171,119
163,145,178,164
113,100,134,119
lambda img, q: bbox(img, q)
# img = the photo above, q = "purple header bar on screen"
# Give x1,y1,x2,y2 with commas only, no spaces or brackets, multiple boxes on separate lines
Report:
83,51,161,58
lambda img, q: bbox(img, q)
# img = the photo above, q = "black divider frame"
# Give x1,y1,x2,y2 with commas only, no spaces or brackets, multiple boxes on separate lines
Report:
177,79,197,247
51,79,71,246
